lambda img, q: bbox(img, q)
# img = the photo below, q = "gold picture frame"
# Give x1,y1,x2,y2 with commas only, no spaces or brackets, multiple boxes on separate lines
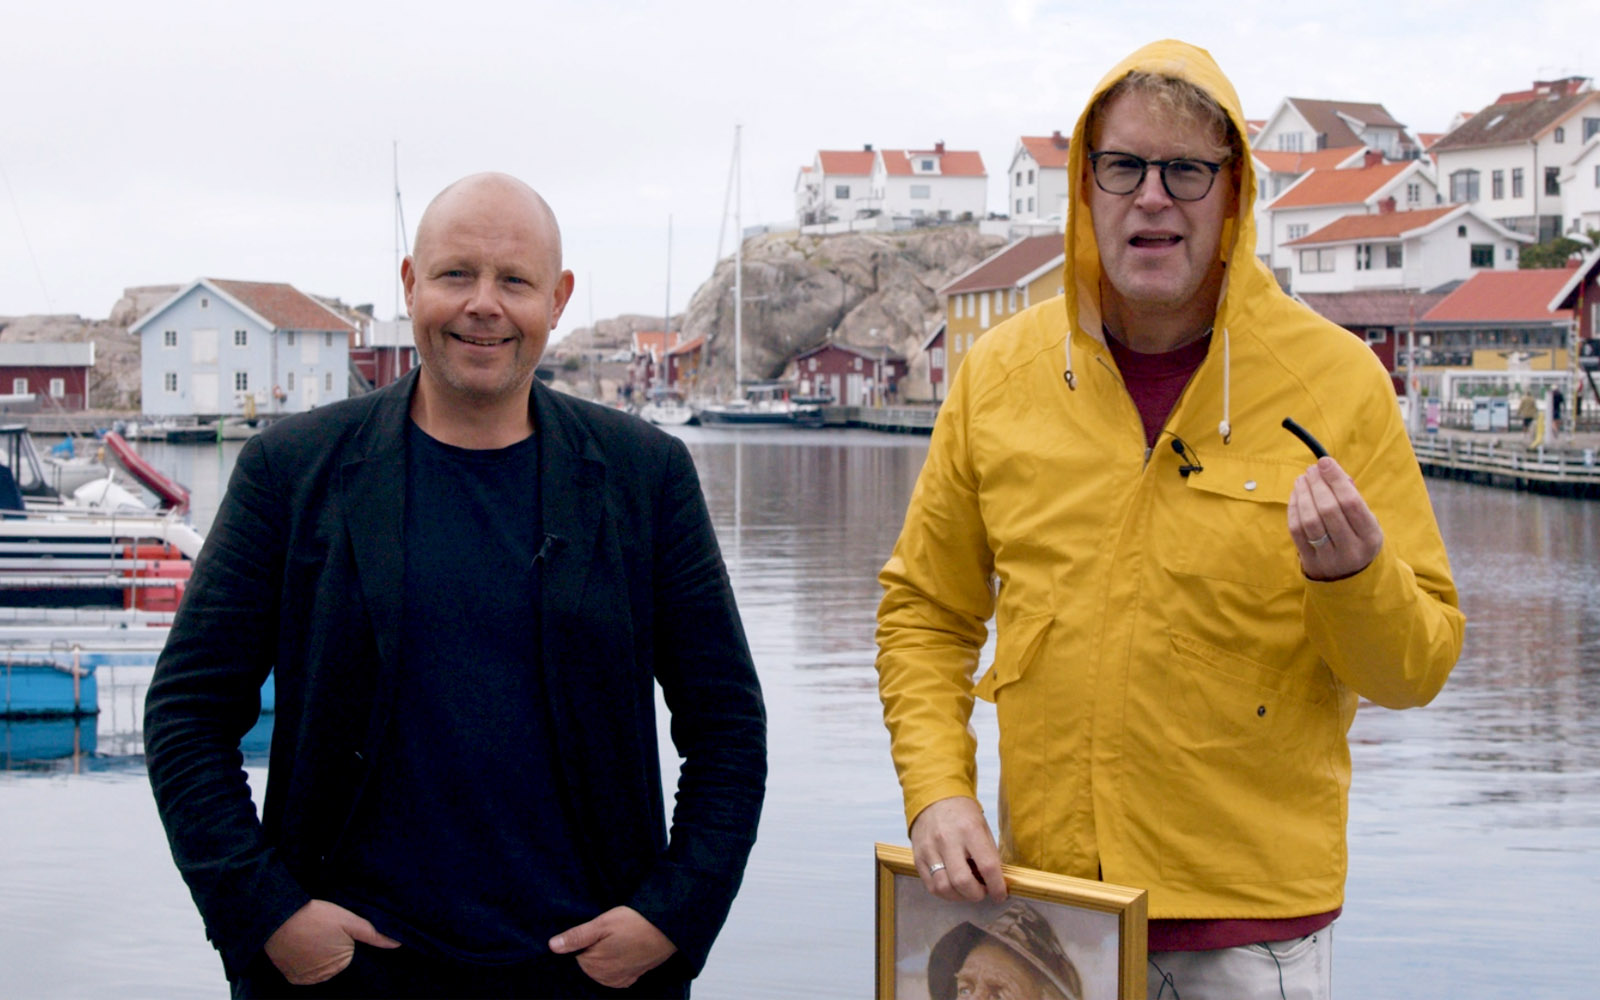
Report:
875,842,1147,1000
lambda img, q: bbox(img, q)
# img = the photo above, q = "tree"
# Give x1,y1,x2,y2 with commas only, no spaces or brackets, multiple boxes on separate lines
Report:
1519,236,1588,269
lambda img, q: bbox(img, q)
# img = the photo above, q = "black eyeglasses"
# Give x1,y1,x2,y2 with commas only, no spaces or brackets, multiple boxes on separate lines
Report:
1087,151,1226,202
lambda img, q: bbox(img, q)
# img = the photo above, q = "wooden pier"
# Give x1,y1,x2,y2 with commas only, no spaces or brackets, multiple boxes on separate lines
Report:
1411,431,1600,497
822,404,939,433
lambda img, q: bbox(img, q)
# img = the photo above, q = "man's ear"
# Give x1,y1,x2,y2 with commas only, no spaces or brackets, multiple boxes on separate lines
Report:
401,256,417,315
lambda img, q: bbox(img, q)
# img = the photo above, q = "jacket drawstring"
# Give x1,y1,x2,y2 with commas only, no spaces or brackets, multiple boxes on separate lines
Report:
1063,332,1077,390
1218,327,1232,445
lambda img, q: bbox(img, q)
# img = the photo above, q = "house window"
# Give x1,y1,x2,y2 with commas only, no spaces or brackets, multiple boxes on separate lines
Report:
325,372,333,391
48,378,64,398
1365,329,1388,344
1016,199,1023,214
1505,246,1514,261
931,347,945,369
1458,225,1468,237
1586,117,1600,141
1027,169,1034,184
287,331,296,347
1008,288,1017,311
1027,197,1034,212
919,158,934,171
1386,245,1404,268
994,291,1003,313
834,184,849,199
234,329,248,347
1512,168,1524,198
200,297,209,309
1286,223,1308,240
1278,133,1303,152
1356,245,1373,270
287,371,296,391
163,330,177,348
1555,126,1565,143
1492,170,1504,199
1448,169,1479,203
325,332,333,347
953,296,963,319
853,356,862,371
163,372,177,393
1470,244,1494,268
911,184,931,199
1406,182,1421,204
1299,249,1336,273
1595,164,1600,187
1015,171,1023,186
1546,167,1560,196
234,371,249,392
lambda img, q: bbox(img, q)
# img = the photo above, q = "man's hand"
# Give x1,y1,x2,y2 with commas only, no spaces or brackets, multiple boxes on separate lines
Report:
263,900,401,986
549,906,677,989
910,796,1007,903
1288,456,1383,582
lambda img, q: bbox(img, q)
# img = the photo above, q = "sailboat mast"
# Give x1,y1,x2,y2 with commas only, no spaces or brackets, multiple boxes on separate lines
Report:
734,124,743,389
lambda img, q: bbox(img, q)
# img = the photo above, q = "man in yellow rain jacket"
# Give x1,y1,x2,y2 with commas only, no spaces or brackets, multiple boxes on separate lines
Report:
876,40,1464,999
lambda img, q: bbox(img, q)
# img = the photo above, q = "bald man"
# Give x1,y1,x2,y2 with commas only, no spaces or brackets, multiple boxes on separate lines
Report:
147,173,767,998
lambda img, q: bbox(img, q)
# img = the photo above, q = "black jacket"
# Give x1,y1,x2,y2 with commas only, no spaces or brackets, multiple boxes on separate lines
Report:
145,372,766,981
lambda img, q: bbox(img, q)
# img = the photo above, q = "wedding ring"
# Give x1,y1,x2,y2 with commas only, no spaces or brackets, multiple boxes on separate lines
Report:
928,862,947,875
1308,533,1330,549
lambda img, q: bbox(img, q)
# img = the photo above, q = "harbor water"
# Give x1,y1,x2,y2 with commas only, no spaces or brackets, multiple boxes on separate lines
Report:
1,429,1595,998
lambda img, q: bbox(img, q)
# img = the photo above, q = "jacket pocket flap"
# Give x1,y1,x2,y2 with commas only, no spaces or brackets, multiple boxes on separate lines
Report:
974,611,1052,702
1182,454,1300,504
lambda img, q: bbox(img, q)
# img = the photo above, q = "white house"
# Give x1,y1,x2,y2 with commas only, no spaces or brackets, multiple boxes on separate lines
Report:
131,277,355,417
1254,98,1419,159
1558,134,1600,237
871,143,987,221
1008,133,1071,222
1251,146,1368,257
1282,204,1532,294
1431,77,1600,242
795,148,879,224
1264,160,1439,278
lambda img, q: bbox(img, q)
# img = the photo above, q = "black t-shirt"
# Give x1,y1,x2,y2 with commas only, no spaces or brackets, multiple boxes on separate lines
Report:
332,421,597,963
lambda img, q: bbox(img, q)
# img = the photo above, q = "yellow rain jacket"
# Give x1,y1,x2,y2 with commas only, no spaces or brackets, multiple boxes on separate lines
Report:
876,39,1464,919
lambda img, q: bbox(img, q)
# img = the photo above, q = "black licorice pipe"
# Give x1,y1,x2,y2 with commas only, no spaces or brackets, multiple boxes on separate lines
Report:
1282,417,1329,460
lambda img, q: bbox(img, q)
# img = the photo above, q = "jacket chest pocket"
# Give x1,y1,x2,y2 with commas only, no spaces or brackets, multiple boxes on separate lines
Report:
1166,455,1305,590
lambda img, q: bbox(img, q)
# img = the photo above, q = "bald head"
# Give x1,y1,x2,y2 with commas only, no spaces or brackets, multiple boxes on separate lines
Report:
413,172,564,274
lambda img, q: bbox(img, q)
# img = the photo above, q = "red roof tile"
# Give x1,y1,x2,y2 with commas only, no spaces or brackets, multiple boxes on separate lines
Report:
1252,145,1366,175
1298,289,1450,327
1019,134,1071,169
209,279,355,332
940,235,1062,295
817,151,876,176
880,149,986,177
1283,206,1459,246
1269,162,1411,209
1421,269,1576,324
667,335,704,356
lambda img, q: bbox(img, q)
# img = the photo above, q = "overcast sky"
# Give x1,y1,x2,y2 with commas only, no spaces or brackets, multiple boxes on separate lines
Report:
2,0,1595,337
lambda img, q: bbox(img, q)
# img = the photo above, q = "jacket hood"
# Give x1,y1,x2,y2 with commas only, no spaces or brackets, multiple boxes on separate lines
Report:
1062,39,1270,441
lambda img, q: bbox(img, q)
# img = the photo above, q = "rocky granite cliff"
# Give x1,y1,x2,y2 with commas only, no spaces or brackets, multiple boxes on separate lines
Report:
558,225,1008,396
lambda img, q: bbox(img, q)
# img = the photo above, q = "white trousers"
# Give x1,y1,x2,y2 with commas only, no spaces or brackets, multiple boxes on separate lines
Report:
1147,927,1333,1000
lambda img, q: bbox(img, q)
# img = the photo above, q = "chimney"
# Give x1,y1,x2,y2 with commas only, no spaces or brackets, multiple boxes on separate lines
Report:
1378,197,1396,214
1364,149,1384,168
1051,130,1068,147
863,143,873,152
934,141,945,154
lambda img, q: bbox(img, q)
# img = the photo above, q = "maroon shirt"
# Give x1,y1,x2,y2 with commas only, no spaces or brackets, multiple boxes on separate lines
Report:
1106,328,1339,951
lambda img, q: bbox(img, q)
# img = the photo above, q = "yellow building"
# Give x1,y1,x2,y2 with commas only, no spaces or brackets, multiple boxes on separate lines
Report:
938,234,1065,382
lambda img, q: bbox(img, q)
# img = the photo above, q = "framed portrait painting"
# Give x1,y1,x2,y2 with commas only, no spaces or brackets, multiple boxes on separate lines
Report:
875,843,1147,1000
